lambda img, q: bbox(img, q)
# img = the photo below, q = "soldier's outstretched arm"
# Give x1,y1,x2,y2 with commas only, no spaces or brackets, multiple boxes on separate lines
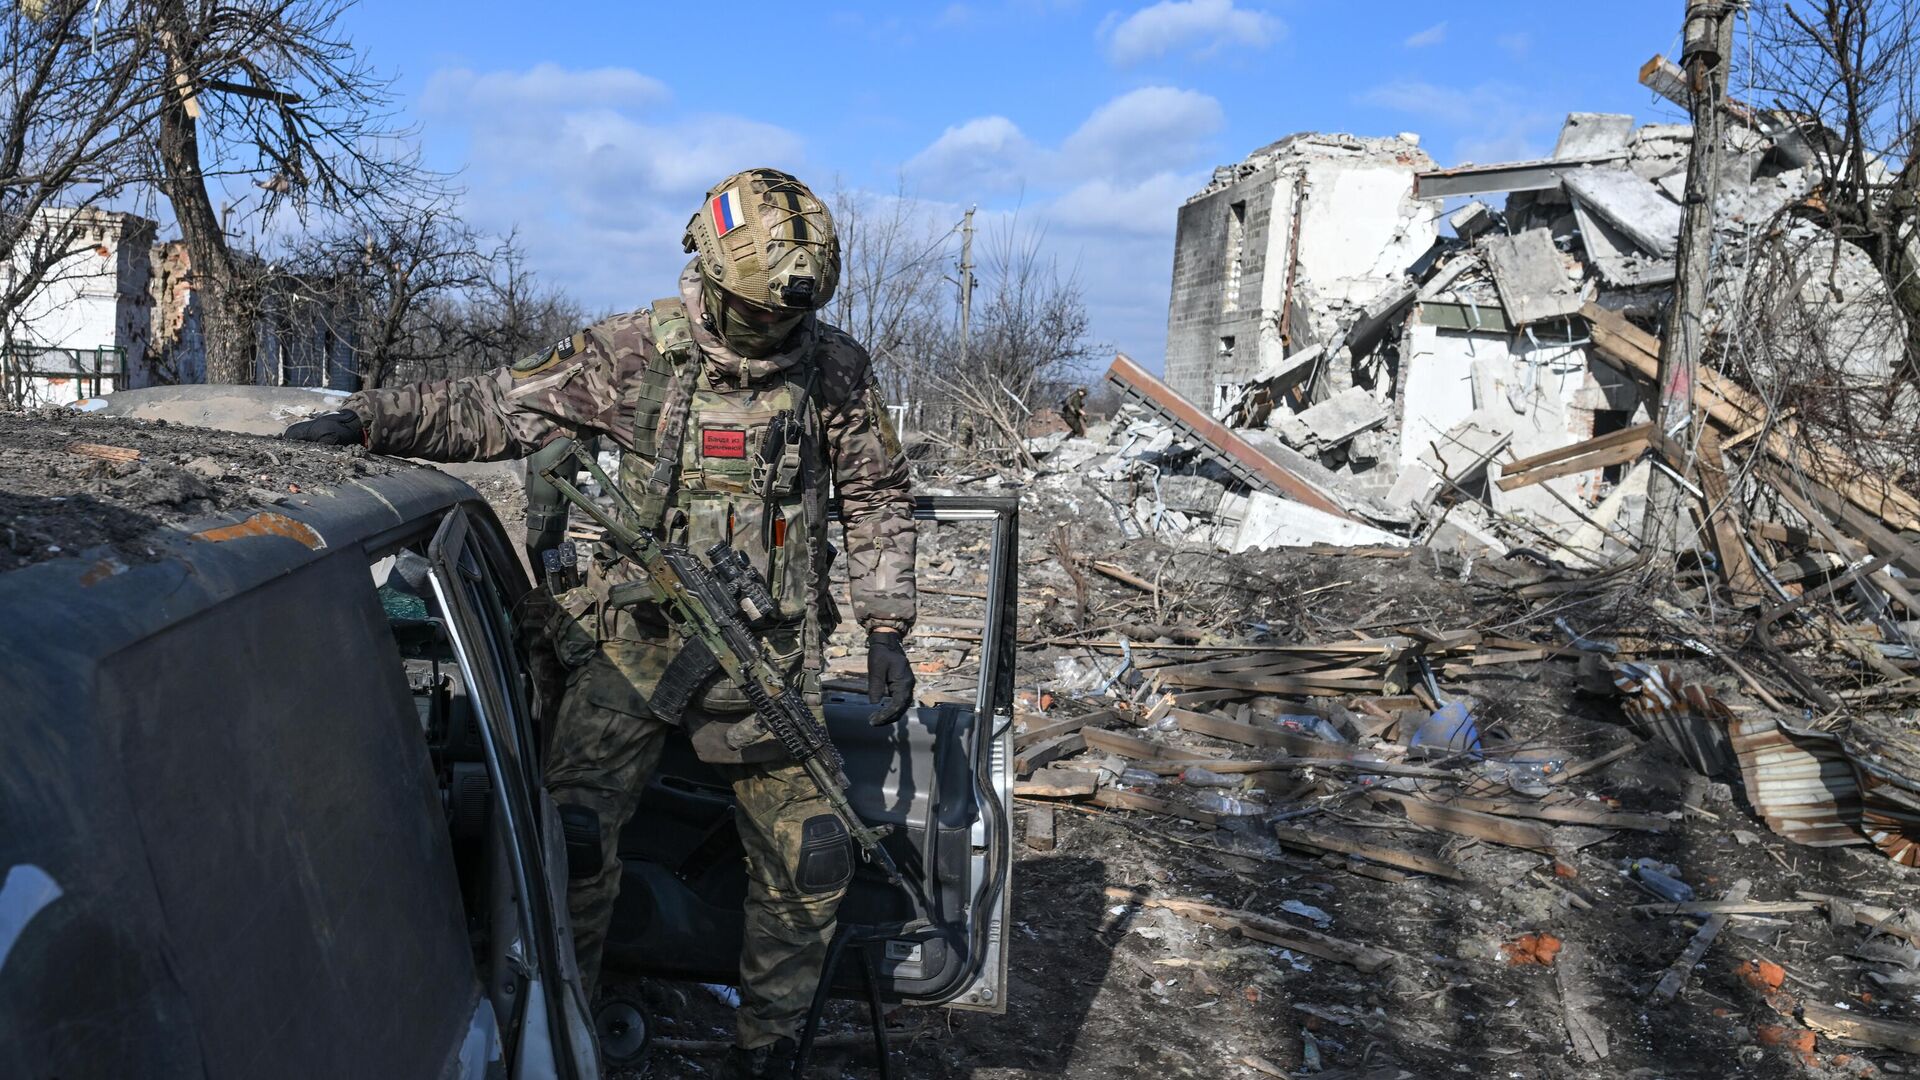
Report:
303,320,647,461
816,333,917,636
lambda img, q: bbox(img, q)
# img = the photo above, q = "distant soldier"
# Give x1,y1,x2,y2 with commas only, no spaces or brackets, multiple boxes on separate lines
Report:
1060,386,1089,437
287,168,917,1079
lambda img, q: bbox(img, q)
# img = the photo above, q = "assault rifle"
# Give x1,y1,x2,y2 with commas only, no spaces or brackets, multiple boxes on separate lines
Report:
538,448,904,886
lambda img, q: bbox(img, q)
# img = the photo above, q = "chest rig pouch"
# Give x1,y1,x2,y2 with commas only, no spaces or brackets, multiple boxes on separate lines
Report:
612,301,823,718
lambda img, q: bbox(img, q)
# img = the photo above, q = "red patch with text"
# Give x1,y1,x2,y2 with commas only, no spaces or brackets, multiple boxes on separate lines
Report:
702,429,747,458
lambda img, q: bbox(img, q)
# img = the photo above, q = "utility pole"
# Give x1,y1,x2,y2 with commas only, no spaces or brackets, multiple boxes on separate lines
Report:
1644,0,1739,556
958,206,975,371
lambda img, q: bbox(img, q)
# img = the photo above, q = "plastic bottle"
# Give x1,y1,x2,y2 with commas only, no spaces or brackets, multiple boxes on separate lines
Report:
1275,714,1348,744
1180,766,1241,787
1118,768,1164,788
1194,792,1267,816
1629,858,1694,903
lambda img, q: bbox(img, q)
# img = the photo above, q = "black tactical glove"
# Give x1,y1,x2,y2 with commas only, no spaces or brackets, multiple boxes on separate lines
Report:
866,631,914,726
283,408,364,445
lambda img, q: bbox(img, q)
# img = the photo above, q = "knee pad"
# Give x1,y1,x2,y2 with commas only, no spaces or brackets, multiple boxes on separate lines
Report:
796,814,853,894
558,802,603,881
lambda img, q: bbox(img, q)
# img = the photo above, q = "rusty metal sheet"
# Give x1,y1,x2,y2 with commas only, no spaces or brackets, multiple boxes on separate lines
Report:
1105,353,1357,521
1607,661,1737,776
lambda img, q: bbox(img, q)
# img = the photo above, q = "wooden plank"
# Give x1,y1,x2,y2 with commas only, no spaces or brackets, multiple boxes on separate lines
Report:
1090,787,1222,827
1434,794,1668,832
1087,559,1155,593
1137,756,1461,781
1558,940,1611,1064
1652,879,1751,1002
1583,302,1920,532
1496,438,1648,491
1501,421,1654,473
1171,709,1367,759
1270,822,1465,880
1015,769,1098,798
1801,1002,1920,1054
1015,709,1116,751
65,441,141,463
1014,732,1085,776
1025,805,1056,852
1696,428,1767,606
1370,791,1561,852
1632,900,1822,916
1106,890,1398,974
1083,726,1225,762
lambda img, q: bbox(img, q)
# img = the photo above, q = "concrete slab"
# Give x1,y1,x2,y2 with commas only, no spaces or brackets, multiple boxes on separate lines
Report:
1483,229,1586,325
1419,414,1513,484
1448,200,1496,240
1299,386,1388,446
1230,491,1408,552
1562,166,1682,258
1570,198,1676,287
1554,113,1635,160
1385,460,1442,511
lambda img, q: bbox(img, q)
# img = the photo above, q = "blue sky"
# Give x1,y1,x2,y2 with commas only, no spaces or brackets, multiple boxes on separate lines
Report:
335,0,1692,371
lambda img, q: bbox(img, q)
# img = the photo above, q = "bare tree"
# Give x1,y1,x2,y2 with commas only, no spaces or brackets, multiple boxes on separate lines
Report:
141,0,446,384
828,180,952,404
0,1,166,397
1748,0,1920,378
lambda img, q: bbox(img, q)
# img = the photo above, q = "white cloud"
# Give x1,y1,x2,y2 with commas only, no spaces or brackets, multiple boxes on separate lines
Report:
906,86,1222,197
1403,21,1447,49
422,64,668,112
1496,32,1532,59
1101,0,1282,65
903,116,1037,195
418,64,806,314
1358,79,1557,165
1061,86,1224,176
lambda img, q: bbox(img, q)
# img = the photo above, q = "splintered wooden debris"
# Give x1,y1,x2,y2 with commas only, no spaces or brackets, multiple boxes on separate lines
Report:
1652,878,1751,1002
1103,888,1398,973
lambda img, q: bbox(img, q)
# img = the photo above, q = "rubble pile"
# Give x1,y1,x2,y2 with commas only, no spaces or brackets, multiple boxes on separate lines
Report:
868,74,1920,1080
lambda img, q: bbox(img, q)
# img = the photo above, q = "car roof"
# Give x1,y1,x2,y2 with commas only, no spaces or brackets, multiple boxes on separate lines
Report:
0,409,484,678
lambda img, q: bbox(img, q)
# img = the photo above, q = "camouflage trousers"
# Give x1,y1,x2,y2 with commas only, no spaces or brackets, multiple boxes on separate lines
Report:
544,639,848,1051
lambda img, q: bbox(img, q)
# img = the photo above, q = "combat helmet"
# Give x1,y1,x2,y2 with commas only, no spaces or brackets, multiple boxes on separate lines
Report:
684,168,839,315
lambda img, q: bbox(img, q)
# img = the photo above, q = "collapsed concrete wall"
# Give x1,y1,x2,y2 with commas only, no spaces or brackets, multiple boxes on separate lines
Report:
1164,133,1437,407
1146,99,1914,567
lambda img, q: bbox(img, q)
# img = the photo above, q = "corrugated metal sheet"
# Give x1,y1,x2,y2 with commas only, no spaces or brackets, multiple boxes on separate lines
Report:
1603,662,1920,866
1728,715,1866,849
1607,662,1738,776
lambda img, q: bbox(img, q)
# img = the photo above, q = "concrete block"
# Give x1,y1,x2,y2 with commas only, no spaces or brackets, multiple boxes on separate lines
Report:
1157,473,1228,516
1570,198,1675,288
1229,491,1408,552
1448,201,1496,240
1482,229,1586,326
1299,386,1388,447
1419,413,1513,484
1554,113,1635,160
1562,166,1682,259
1385,460,1443,511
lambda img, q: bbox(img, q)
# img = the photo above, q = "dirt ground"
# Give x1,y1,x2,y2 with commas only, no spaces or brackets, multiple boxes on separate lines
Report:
17,407,1908,1078
614,483,1920,1079
0,409,402,572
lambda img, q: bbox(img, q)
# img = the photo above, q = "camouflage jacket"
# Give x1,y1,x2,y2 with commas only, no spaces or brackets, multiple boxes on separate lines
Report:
344,265,916,634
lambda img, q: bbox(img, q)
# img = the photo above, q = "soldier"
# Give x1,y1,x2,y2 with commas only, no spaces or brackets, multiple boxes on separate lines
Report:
286,168,917,1079
1059,387,1089,438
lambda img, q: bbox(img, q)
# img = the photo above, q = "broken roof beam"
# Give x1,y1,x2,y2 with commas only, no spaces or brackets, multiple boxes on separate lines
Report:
1413,154,1624,199
1105,353,1358,521
1562,167,1682,259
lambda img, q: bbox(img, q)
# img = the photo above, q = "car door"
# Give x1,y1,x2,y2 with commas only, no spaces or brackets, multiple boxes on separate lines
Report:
602,495,1018,1012
427,505,601,1077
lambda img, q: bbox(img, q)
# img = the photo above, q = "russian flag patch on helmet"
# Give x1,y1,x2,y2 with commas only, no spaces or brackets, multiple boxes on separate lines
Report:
710,188,744,236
